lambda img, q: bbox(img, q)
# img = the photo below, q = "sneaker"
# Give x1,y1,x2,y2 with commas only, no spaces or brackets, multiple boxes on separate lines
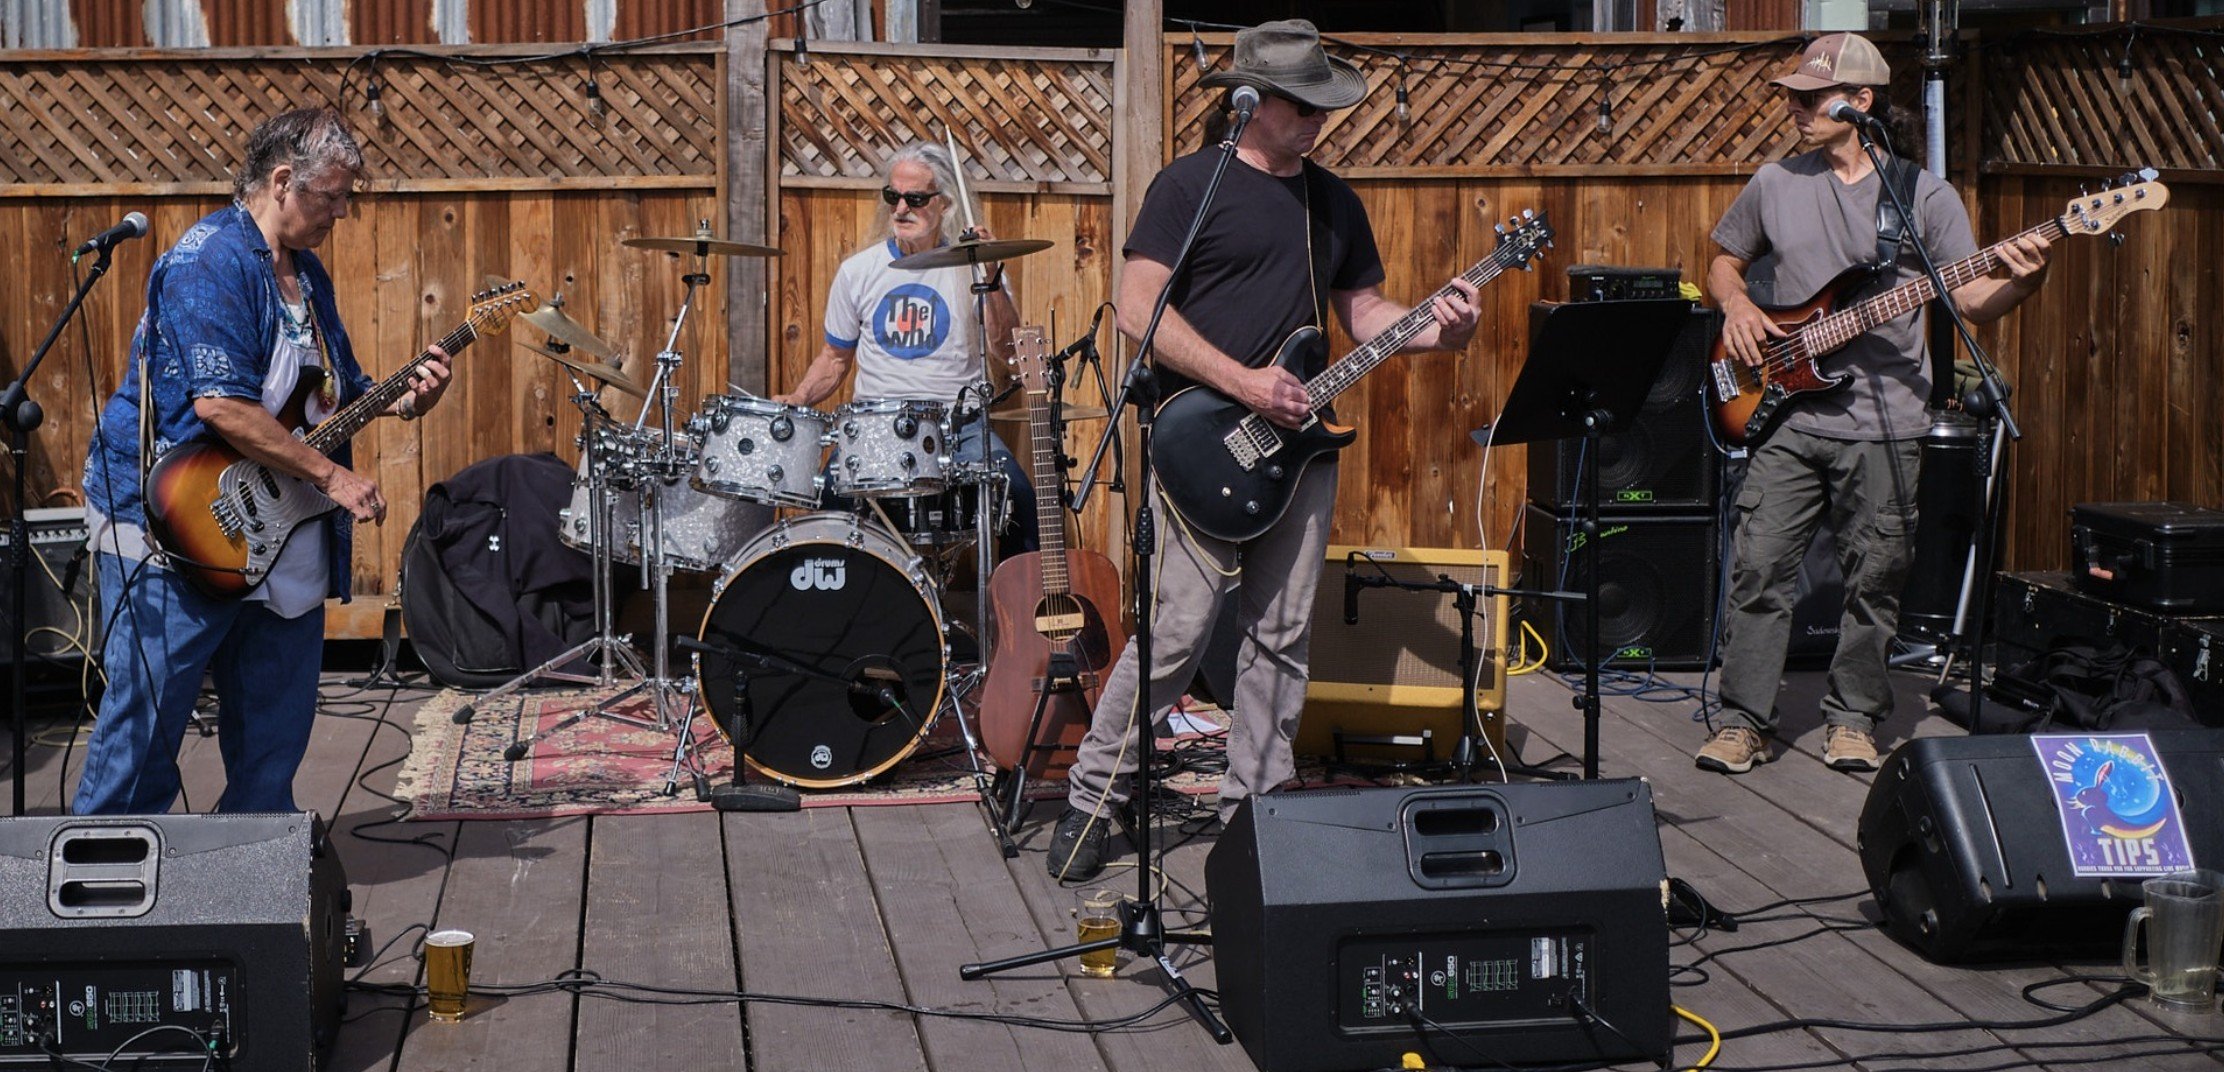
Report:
1047,807,1109,881
1822,726,1883,771
1695,726,1768,774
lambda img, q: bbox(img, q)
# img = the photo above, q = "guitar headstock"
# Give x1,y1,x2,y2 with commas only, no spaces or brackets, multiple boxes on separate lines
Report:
2061,169,2168,236
1007,325,1052,397
1493,210,1554,271
466,281,538,335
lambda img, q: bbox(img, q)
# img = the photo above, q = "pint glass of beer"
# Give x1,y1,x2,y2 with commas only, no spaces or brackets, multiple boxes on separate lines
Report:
425,929,476,1022
1075,889,1123,978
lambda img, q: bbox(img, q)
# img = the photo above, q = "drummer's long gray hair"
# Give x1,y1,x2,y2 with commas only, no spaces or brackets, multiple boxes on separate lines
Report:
876,143,972,247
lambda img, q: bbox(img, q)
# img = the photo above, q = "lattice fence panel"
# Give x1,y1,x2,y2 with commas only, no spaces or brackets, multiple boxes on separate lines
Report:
0,45,720,190
1979,28,2224,173
1170,34,1955,174
777,45,1114,187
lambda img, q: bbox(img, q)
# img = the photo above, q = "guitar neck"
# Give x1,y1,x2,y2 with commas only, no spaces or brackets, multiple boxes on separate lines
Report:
1303,250,1514,409
1806,217,2069,351
301,322,478,454
1023,396,1071,595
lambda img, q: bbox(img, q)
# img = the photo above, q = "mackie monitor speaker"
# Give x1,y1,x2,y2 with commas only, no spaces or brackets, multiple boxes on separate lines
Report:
1207,781,1671,1072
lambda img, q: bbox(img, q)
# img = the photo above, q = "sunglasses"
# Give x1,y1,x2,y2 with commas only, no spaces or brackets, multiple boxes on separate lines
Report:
1272,93,1323,118
880,186,939,209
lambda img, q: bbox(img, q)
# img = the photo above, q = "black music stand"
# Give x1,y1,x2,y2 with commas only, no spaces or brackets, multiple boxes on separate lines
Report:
1478,299,1691,777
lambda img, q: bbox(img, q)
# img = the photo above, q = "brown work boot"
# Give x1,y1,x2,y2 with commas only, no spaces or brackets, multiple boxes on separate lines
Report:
1694,726,1768,774
1822,725,1883,772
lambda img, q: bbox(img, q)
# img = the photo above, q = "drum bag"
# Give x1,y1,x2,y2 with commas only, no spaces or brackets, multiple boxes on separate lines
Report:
401,452,612,688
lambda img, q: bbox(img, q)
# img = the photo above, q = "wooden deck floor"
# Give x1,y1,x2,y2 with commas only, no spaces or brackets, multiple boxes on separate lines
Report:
7,661,2223,1072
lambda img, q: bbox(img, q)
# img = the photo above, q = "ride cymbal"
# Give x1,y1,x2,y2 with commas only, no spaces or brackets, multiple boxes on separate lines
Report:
889,238,1054,271
520,340,646,398
519,305,618,360
623,233,783,258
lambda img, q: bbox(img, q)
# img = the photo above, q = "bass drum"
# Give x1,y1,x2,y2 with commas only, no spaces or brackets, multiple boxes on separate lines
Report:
696,513,947,788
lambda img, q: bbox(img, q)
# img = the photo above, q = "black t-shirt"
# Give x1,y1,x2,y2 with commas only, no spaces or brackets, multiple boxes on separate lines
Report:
1123,150,1386,396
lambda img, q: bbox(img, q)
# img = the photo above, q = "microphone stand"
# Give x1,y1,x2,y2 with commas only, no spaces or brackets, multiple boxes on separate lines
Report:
960,101,1262,1048
5,244,119,816
1854,125,2018,732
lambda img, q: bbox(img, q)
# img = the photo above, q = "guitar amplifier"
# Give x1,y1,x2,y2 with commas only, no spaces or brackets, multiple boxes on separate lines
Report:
0,508,99,664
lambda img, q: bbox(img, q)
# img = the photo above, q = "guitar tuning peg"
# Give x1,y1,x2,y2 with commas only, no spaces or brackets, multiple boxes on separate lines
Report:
2109,231,2126,248
1494,223,1506,235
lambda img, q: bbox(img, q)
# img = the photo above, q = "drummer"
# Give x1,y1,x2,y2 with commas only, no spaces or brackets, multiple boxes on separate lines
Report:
776,143,1038,557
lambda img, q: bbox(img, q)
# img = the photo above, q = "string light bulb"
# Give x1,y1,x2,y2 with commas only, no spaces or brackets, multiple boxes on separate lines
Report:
1394,64,1411,124
583,76,605,122
2116,32,2135,91
365,78,385,124
1191,30,1210,75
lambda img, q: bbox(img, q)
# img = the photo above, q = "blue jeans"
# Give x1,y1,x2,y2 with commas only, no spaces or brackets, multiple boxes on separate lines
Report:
949,419,1039,555
74,553,325,814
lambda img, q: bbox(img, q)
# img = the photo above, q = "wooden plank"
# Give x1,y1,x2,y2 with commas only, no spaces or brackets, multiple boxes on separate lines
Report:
854,804,1108,1072
389,818,589,1072
724,808,928,1071
575,811,748,1068
729,13,770,396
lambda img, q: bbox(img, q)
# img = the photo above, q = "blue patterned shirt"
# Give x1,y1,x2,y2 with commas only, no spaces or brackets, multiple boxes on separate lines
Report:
81,202,374,599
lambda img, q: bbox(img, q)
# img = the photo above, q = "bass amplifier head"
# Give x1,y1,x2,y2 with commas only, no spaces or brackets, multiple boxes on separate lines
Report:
1206,781,1671,1072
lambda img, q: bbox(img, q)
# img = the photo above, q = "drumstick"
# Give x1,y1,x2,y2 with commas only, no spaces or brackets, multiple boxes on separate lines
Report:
941,124,979,236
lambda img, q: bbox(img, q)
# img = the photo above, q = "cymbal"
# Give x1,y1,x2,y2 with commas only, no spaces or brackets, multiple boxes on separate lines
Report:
519,305,617,360
889,238,1054,271
623,232,783,258
520,340,646,398
990,403,1110,423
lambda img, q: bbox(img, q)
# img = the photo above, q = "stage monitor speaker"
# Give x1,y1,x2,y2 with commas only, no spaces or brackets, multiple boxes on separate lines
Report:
1194,547,1510,764
1206,781,1671,1072
1858,730,2224,963
0,507,99,665
1526,305,1721,512
0,813,348,1070
1519,505,1718,671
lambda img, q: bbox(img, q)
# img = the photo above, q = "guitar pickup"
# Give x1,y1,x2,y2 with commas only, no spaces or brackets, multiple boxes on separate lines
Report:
1034,611,1088,632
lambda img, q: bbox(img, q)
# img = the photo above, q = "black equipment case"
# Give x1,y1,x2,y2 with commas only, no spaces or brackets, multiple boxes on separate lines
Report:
2070,501,2224,615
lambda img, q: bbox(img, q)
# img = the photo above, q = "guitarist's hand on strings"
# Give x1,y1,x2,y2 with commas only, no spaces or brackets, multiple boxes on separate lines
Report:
1237,365,1313,429
388,345,454,421
318,466,386,525
1719,295,1790,368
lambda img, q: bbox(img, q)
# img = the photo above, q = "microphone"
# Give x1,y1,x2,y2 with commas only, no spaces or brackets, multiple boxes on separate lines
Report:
1055,304,1108,363
72,212,148,262
1344,568,1362,625
1229,85,1261,121
1824,100,1887,136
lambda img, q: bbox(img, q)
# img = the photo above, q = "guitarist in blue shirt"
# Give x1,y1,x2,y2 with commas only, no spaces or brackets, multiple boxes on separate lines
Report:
76,107,451,814
1048,20,1480,880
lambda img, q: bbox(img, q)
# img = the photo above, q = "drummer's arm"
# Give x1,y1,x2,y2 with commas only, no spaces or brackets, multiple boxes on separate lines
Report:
776,342,854,407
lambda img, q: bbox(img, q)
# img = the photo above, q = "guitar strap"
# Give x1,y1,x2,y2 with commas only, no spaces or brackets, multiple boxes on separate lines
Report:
1302,160,1332,333
1873,155,1960,406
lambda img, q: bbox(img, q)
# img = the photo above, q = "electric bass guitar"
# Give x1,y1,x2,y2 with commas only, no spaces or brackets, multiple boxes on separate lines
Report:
146,281,535,598
1153,211,1553,543
1709,170,2168,446
979,326,1128,780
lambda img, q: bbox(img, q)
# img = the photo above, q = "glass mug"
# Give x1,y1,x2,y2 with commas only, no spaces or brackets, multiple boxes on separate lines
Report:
2123,869,2224,1010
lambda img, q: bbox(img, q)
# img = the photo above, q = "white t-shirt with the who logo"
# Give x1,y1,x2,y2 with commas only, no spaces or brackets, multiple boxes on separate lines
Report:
823,238,1002,405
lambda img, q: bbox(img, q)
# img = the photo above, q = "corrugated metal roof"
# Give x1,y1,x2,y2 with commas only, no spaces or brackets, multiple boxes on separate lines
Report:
13,0,742,47
143,0,212,46
2,0,81,47
287,0,347,45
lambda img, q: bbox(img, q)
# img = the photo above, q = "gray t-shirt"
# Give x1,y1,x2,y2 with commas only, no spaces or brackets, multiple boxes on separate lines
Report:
823,239,1003,405
1711,151,1978,442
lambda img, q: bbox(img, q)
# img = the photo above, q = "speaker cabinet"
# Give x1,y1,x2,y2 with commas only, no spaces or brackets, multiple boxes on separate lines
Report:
0,508,99,664
1206,781,1671,1072
0,813,348,1070
1519,505,1719,670
1858,731,2224,963
1527,306,1721,512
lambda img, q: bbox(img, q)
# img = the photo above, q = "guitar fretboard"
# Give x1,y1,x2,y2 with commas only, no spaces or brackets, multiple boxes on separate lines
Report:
1024,391,1071,596
1302,243,1529,410
1797,219,2066,355
301,322,480,454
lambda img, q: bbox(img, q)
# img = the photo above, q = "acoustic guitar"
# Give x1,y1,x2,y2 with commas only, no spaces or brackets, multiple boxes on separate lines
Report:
1151,211,1553,543
1709,170,2168,446
146,281,535,598
979,326,1127,780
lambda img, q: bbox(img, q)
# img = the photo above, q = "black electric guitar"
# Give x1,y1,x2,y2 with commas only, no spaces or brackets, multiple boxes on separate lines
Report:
145,281,534,597
1709,170,2168,446
1152,211,1552,543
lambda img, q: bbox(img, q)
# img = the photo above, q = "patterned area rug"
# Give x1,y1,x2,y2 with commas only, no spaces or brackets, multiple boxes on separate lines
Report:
396,687,1225,820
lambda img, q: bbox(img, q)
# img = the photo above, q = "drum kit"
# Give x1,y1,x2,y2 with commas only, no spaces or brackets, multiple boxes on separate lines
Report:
462,210,1094,838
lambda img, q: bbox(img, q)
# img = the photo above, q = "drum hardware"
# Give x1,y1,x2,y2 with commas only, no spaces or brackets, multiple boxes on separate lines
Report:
519,298,619,360
521,338,646,398
621,226,784,259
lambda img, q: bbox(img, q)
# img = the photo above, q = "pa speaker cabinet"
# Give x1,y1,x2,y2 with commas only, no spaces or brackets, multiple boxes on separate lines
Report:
1207,781,1671,1072
1858,731,2224,963
1297,546,1511,762
1527,306,1720,512
1519,505,1719,670
0,813,348,1070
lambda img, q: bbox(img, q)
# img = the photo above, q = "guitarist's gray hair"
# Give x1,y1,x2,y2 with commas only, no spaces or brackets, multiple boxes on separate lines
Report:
879,143,970,246
233,107,364,201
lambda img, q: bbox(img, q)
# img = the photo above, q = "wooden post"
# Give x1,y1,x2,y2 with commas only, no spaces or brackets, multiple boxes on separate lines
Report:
1113,0,1164,302
727,0,770,394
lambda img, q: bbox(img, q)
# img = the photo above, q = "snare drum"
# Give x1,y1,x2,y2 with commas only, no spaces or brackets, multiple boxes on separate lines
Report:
881,465,1007,550
828,399,948,498
695,512,946,788
691,395,830,508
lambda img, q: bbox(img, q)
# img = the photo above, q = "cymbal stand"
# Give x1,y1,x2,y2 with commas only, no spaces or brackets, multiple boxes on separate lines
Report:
452,370,646,727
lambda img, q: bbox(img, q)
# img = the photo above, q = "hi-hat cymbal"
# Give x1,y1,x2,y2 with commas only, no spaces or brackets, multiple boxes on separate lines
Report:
623,232,783,258
519,305,618,360
521,340,646,398
990,403,1110,422
889,238,1054,271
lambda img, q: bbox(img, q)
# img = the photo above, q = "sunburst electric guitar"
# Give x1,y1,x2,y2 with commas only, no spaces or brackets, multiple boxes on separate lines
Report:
979,326,1128,780
1709,170,2168,446
146,281,535,598
1153,211,1553,543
